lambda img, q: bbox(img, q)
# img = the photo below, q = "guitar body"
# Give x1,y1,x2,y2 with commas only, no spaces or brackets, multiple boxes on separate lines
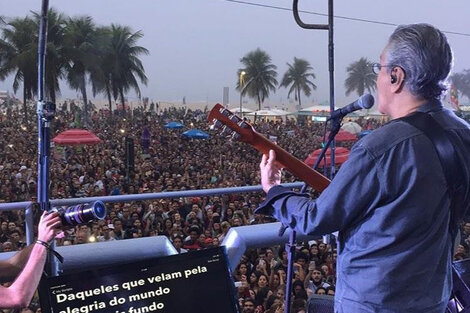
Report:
208,104,330,192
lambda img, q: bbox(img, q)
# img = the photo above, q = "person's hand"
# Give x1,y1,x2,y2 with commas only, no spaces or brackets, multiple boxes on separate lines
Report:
258,259,266,270
260,149,282,193
293,262,301,273
308,261,316,271
38,211,62,243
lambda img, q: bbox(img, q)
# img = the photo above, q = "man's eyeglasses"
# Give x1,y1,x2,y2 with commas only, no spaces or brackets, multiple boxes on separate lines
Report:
371,63,395,75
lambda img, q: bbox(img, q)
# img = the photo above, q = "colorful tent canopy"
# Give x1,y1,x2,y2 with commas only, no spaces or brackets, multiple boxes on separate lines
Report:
230,107,254,113
246,109,292,116
295,105,339,115
324,129,357,141
52,129,102,145
304,147,350,167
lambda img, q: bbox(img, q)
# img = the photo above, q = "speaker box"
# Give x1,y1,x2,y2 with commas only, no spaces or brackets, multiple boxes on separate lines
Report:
307,294,334,313
125,137,134,171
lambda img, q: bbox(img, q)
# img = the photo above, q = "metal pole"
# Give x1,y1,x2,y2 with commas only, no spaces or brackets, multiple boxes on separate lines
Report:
239,92,243,118
239,71,246,118
286,2,334,313
327,0,336,177
0,182,305,212
24,204,35,245
37,0,47,104
37,0,58,276
240,75,256,118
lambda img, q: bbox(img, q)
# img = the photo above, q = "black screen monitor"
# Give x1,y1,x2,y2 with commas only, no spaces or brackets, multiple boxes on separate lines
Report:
39,246,240,313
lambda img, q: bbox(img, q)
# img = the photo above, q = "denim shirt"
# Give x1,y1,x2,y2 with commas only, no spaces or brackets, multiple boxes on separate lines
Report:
256,100,470,312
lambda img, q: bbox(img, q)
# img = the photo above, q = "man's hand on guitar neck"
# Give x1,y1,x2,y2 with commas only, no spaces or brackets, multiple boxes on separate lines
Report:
260,149,283,193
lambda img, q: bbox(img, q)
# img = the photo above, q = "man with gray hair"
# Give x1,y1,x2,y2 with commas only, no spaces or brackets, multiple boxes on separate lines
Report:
258,24,470,312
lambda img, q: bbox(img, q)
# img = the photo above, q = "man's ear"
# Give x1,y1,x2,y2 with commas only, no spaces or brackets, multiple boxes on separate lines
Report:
391,66,406,93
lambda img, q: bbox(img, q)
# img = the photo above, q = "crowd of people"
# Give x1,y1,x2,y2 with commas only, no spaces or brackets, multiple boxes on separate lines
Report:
0,100,467,312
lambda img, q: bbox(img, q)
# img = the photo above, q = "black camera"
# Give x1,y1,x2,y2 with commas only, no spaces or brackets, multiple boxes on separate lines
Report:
53,201,107,226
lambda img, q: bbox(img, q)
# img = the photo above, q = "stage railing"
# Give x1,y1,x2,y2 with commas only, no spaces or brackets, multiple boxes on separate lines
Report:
0,182,304,246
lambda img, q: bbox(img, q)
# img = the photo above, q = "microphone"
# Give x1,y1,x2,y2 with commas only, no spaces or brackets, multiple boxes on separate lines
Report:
328,94,374,120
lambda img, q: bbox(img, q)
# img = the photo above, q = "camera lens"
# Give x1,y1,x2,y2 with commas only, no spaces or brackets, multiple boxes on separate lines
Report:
60,201,107,226
84,201,106,220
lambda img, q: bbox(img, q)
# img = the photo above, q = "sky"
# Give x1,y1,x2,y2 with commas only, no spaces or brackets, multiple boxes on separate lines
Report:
0,0,469,110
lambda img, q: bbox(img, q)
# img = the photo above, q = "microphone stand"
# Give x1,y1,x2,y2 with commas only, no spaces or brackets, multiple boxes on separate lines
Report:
280,1,334,313
280,116,341,313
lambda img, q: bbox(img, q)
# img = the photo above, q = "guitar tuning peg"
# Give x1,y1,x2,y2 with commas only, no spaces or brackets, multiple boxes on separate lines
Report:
219,108,231,117
238,121,249,129
230,115,241,123
231,132,241,141
212,119,223,129
221,125,233,136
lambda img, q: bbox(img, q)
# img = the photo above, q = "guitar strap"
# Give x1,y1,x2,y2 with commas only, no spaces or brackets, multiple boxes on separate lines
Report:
400,111,462,247
400,111,465,311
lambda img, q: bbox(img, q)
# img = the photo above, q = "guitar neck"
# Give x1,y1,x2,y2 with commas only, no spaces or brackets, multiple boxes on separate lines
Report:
208,103,330,192
250,131,330,192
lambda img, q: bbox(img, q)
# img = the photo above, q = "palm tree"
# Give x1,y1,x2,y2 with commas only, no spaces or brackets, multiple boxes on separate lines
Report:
64,15,100,125
32,8,67,104
88,26,113,113
0,16,38,121
452,70,470,101
280,57,316,109
104,24,149,110
344,57,376,97
237,48,278,110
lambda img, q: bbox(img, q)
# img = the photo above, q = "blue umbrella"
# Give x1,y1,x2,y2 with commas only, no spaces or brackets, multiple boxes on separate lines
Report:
164,121,184,129
181,129,210,139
